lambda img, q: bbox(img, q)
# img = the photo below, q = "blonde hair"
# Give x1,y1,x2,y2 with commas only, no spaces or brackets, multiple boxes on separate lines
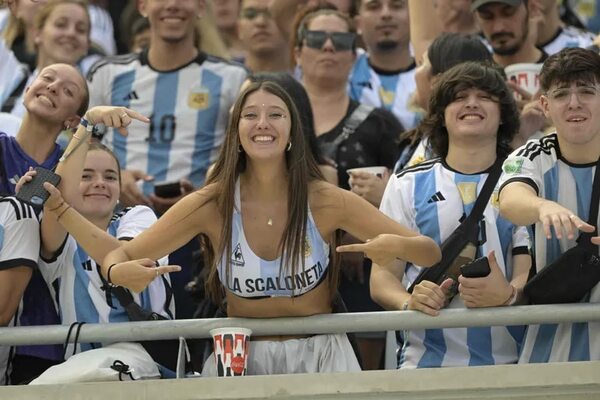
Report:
34,0,91,45
3,0,90,54
2,12,23,49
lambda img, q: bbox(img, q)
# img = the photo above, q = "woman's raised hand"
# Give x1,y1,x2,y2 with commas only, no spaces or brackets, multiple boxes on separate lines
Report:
84,106,150,136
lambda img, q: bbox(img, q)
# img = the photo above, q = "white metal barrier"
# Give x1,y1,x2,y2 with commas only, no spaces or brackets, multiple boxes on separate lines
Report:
1,304,600,399
0,303,598,346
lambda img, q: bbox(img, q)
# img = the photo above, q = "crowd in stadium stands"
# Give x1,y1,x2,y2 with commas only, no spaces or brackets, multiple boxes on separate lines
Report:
0,0,598,384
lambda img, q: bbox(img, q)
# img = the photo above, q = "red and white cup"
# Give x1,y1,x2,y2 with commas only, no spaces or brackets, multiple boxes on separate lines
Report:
209,327,252,377
505,63,542,99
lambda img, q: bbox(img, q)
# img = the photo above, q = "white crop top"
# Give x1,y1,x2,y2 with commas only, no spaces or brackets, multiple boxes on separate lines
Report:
217,180,330,298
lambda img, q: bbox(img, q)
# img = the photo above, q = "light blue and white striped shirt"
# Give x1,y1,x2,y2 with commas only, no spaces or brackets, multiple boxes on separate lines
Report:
381,158,529,368
38,206,174,357
87,50,247,195
348,52,419,131
499,133,600,363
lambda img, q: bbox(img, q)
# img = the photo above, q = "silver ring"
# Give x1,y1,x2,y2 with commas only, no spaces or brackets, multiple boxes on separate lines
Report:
569,214,576,219
120,113,128,118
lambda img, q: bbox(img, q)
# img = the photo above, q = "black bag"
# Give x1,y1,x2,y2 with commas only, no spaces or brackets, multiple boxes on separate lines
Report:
318,104,374,161
110,278,184,372
524,244,600,304
524,158,600,304
408,160,503,294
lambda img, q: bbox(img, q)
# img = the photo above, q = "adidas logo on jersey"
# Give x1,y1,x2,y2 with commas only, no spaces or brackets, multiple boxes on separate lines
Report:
427,191,446,203
231,243,245,267
124,90,139,101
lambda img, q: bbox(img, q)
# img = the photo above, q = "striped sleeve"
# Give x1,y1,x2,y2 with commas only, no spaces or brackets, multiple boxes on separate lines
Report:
0,197,39,270
498,135,558,196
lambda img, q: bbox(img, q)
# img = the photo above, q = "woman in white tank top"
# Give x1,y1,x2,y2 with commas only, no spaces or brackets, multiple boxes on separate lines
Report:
62,80,442,375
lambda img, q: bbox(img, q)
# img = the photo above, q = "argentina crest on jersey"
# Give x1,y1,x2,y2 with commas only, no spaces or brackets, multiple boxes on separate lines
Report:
187,81,211,110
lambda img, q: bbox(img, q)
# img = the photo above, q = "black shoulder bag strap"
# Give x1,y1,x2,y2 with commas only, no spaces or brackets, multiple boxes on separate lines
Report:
408,159,503,292
319,104,374,160
109,280,182,372
576,157,600,252
1,74,28,113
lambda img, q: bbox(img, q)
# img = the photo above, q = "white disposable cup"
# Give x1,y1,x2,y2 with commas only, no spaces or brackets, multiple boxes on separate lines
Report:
505,63,542,98
346,166,387,178
209,327,252,377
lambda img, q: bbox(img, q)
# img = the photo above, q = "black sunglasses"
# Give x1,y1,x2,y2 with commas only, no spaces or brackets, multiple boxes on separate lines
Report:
303,30,356,51
240,7,272,20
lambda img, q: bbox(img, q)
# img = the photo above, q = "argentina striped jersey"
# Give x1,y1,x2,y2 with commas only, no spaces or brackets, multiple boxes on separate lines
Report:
381,158,529,368
498,133,600,363
37,206,174,356
87,50,247,195
348,53,419,130
541,26,595,56
0,197,39,385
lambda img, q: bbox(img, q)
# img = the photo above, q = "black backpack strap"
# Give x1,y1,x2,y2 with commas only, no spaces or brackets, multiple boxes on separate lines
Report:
328,104,375,151
577,157,600,249
441,159,503,250
462,159,503,231
1,74,28,113
408,159,503,292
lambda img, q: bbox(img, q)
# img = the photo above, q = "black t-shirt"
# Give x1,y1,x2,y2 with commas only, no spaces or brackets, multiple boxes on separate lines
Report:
317,100,403,189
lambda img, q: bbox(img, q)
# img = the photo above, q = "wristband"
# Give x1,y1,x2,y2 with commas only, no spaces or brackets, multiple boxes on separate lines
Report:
80,117,107,140
107,263,119,288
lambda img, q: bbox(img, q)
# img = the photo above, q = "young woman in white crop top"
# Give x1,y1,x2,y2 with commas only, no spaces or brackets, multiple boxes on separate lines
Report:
89,80,442,375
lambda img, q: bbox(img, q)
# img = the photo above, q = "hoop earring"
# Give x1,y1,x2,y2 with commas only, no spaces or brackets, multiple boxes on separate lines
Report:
286,142,292,152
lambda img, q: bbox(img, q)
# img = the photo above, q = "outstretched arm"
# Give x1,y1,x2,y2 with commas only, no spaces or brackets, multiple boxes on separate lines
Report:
102,187,216,292
408,0,442,65
334,188,441,267
499,181,595,241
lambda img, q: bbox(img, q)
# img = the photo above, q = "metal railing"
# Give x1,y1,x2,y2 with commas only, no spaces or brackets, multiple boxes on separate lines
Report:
0,303,598,346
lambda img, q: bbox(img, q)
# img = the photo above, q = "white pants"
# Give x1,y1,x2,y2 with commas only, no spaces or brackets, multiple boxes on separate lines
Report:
30,342,160,384
202,333,360,376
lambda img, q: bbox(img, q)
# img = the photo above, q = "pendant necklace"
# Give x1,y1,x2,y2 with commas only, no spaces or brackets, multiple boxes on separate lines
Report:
267,217,273,226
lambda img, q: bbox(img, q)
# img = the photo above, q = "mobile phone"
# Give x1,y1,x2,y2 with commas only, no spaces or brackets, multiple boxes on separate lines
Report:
460,256,491,278
154,181,182,198
16,167,61,207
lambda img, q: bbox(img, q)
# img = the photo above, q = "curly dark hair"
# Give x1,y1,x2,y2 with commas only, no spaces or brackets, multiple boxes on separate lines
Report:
423,61,519,159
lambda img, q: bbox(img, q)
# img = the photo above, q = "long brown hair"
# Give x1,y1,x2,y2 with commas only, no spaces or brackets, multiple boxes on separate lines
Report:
204,81,326,304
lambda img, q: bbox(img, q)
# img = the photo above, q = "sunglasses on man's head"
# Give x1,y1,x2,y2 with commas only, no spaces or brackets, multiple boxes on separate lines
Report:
303,30,356,52
240,7,272,20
